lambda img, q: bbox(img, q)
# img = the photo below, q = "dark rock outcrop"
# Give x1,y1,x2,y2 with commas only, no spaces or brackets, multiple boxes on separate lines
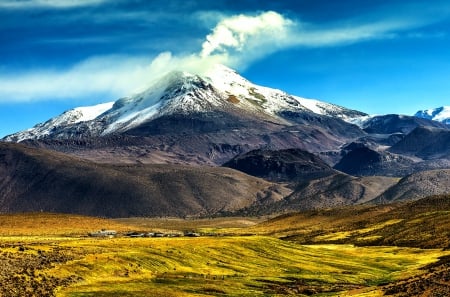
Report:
222,148,335,182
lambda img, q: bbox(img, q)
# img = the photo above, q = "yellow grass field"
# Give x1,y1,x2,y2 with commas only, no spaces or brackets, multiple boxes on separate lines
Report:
0,212,449,296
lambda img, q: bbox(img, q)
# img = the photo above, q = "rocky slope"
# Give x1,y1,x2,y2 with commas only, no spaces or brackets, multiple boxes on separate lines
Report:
275,174,398,211
333,144,416,177
334,138,450,177
221,148,398,213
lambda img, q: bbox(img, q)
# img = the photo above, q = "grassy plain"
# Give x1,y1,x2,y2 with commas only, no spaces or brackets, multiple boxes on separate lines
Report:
0,199,449,297
1,235,447,297
0,213,134,236
114,216,266,234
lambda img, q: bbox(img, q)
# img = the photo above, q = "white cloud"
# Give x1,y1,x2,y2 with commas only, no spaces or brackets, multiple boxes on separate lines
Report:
200,11,294,68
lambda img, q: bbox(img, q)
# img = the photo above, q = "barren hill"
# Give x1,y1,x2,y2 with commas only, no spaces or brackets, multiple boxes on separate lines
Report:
0,142,289,217
389,126,450,159
374,169,450,203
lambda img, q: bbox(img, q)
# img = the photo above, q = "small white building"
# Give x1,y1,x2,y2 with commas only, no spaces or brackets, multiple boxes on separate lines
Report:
88,230,117,237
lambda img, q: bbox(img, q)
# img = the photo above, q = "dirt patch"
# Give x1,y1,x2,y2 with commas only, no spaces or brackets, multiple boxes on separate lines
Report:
0,243,81,297
227,95,240,104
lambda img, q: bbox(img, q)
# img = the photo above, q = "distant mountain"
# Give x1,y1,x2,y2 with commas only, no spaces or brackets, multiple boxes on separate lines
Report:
415,106,450,125
359,114,447,134
389,126,450,160
0,142,289,217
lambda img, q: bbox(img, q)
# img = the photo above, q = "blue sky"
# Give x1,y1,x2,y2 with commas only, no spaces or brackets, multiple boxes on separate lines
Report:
1,0,450,137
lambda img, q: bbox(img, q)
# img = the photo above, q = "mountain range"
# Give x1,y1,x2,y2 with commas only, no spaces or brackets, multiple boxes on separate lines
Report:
415,106,450,125
1,64,450,217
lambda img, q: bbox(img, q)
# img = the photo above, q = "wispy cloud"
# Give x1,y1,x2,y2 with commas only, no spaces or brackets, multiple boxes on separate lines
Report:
0,51,233,102
0,55,159,102
198,11,439,69
0,0,106,9
1,7,449,102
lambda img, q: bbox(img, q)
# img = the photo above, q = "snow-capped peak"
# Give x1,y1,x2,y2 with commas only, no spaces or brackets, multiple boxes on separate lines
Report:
415,106,450,125
4,64,367,141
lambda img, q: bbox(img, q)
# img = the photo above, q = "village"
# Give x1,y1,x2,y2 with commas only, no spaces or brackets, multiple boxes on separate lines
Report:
88,229,201,238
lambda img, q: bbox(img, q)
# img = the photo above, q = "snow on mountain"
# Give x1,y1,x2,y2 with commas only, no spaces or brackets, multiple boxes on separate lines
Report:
4,102,114,142
4,64,367,141
100,70,230,134
98,64,366,134
204,64,364,120
347,115,376,128
415,106,450,125
74,102,115,122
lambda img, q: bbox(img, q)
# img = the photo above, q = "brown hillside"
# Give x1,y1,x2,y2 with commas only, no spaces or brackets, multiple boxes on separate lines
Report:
233,173,397,215
374,169,450,203
283,173,397,209
0,142,289,218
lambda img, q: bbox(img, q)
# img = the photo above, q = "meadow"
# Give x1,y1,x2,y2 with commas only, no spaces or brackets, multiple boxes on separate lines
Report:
0,202,449,297
1,235,447,297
